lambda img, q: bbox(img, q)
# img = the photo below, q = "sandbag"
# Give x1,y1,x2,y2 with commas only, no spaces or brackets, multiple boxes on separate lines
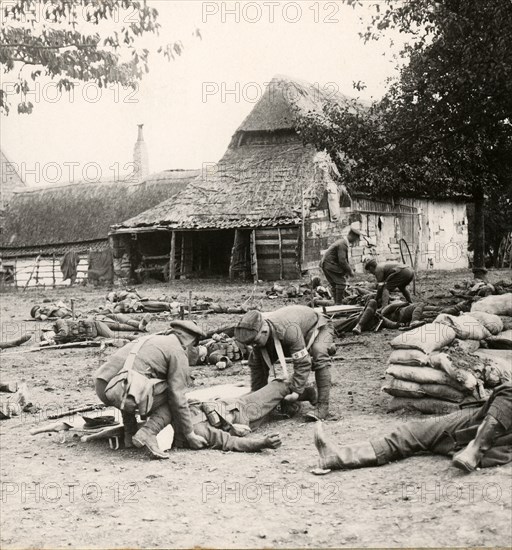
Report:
466,312,503,335
471,293,512,316
429,352,479,392
420,383,466,403
387,349,430,366
386,364,457,387
382,379,425,399
387,396,459,415
452,339,480,354
390,323,456,354
485,329,512,350
383,378,465,402
475,350,512,386
434,313,491,341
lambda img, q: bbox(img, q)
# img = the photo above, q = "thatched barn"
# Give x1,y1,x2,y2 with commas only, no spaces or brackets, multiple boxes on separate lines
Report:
111,75,469,281
0,169,198,287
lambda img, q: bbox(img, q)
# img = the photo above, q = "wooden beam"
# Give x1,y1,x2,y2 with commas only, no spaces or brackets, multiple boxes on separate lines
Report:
169,231,176,281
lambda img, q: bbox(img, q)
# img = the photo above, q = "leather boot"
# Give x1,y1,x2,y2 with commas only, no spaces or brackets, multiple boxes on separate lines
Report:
298,385,318,405
452,415,505,472
305,368,331,421
314,422,378,470
334,285,346,305
132,407,170,459
121,411,138,448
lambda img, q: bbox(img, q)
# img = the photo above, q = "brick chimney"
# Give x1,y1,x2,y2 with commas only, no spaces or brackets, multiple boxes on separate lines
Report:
133,123,149,182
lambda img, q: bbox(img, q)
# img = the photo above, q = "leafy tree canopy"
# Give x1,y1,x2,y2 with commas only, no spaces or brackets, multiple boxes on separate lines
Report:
296,0,512,271
1,0,192,114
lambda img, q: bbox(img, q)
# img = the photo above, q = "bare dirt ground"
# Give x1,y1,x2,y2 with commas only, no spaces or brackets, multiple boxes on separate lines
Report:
1,268,511,549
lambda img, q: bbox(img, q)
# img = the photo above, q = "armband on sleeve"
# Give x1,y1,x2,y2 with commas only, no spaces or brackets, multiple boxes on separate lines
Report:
291,348,308,361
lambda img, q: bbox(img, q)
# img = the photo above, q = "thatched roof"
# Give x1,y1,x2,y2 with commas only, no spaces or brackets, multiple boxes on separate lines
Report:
114,144,344,230
114,75,350,232
0,169,198,256
234,74,356,134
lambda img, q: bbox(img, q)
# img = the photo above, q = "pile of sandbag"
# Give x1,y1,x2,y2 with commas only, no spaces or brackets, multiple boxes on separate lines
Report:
383,299,512,414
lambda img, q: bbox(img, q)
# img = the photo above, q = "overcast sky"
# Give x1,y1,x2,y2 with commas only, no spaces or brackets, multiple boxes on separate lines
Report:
1,1,405,187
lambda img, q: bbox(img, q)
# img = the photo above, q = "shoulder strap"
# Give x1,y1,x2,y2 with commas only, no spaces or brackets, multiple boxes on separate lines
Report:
272,332,289,379
123,334,155,372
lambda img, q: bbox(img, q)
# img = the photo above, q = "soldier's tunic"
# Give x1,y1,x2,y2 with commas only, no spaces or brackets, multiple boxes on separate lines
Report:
174,379,292,452
249,305,334,393
319,238,353,302
374,262,414,290
94,334,194,436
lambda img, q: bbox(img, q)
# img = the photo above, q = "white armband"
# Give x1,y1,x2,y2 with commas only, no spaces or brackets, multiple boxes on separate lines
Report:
291,348,308,360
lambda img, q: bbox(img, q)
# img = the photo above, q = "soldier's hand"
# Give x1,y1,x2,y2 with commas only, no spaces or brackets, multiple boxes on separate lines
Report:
186,432,209,449
283,392,299,402
264,434,282,449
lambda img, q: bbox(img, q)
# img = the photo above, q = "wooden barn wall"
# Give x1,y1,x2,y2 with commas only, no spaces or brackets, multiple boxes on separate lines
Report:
3,254,89,288
254,227,300,280
304,197,469,274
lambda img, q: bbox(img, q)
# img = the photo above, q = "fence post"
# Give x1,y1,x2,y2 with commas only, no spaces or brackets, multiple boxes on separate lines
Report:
52,254,56,288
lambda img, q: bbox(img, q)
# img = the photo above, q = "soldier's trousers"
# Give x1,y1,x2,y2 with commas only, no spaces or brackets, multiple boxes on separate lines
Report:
321,262,348,304
94,378,171,432
372,383,512,468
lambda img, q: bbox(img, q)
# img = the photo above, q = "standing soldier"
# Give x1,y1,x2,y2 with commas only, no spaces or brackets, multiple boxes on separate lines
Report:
320,227,361,304
364,259,415,307
234,305,334,421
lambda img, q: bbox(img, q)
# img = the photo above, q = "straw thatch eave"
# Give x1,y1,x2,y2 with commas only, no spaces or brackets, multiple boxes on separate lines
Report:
0,169,198,250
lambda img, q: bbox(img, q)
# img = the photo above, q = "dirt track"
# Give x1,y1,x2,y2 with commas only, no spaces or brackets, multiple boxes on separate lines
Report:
1,269,511,548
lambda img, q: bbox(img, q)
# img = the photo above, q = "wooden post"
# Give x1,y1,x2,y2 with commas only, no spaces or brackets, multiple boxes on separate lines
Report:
229,230,238,280
23,254,41,291
13,257,18,289
35,251,41,285
278,228,284,280
301,181,306,268
52,254,56,288
250,230,258,282
188,290,192,319
180,234,185,278
169,231,176,281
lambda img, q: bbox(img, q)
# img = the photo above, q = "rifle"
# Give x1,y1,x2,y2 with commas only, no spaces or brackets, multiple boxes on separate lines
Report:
47,403,105,420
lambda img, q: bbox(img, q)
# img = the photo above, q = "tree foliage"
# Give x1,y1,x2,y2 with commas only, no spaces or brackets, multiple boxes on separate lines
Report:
0,0,189,114
296,0,512,270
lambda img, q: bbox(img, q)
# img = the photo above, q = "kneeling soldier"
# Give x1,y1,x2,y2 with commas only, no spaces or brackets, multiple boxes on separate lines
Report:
235,305,335,421
94,320,208,459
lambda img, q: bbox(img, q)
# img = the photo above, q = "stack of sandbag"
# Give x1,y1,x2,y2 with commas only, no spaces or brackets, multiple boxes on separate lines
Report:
383,322,485,414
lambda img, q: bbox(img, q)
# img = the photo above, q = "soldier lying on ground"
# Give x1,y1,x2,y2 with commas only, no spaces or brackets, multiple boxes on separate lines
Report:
364,259,415,307
352,300,426,334
106,290,174,313
48,315,151,344
31,302,72,320
235,305,335,422
172,379,317,453
349,299,473,335
94,321,211,458
313,382,512,473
